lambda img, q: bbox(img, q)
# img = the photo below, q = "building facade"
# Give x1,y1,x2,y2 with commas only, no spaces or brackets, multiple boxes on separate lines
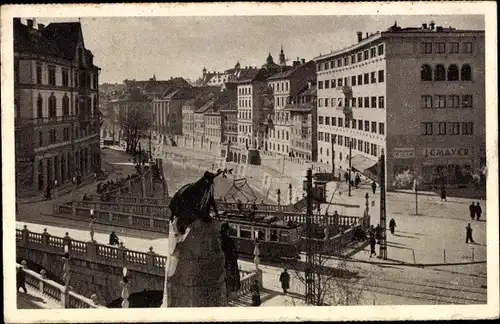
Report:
152,87,193,137
14,18,101,197
315,22,485,189
204,109,222,154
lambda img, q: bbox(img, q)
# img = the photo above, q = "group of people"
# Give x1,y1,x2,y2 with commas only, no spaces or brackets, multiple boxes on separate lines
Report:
96,175,133,195
249,268,291,307
368,219,396,258
468,202,483,221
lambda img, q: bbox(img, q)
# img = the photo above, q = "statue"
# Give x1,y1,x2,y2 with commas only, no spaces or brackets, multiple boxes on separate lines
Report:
220,222,241,294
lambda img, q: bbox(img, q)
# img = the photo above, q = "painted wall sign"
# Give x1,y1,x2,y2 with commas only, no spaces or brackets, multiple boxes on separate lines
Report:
393,148,415,159
423,148,470,158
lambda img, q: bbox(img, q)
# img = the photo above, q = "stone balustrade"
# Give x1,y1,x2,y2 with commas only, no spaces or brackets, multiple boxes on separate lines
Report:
18,262,106,308
73,201,170,218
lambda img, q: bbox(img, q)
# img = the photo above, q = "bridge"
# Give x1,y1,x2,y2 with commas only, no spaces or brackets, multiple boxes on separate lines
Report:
16,225,262,307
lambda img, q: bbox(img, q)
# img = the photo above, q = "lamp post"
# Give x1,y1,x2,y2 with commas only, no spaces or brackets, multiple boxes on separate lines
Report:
120,267,130,308
348,139,352,197
288,184,293,205
89,209,95,242
277,188,281,206
331,135,336,177
303,168,314,305
379,149,387,260
62,245,71,291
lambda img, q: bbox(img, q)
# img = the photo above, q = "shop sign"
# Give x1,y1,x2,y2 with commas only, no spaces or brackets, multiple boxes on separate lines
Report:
393,148,415,159
423,148,470,158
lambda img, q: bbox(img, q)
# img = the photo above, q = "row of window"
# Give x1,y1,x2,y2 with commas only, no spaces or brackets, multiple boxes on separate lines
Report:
238,99,253,108
204,128,220,137
270,81,289,93
319,118,385,136
238,86,253,95
238,110,253,120
38,124,94,147
318,70,385,89
318,96,385,109
421,95,473,109
36,93,98,119
318,44,385,72
35,65,97,89
269,142,290,154
421,64,472,81
319,136,379,159
269,128,290,141
238,124,253,134
421,42,473,54
421,121,474,136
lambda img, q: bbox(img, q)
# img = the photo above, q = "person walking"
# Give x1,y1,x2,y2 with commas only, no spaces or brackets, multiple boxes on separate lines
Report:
371,181,377,195
389,218,396,235
279,269,290,295
369,234,377,258
475,202,482,221
465,223,475,243
344,172,349,183
250,279,261,306
469,202,476,220
440,185,447,202
17,266,27,293
374,224,382,243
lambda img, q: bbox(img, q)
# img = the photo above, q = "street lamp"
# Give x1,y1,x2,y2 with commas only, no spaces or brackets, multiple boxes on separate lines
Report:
379,149,387,260
62,245,71,292
288,184,293,205
121,267,130,308
276,188,281,206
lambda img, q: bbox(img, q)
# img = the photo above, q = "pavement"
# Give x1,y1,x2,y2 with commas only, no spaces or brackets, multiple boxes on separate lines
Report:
17,287,63,309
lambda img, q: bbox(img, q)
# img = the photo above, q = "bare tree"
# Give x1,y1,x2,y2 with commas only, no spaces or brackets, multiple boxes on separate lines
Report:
118,102,152,154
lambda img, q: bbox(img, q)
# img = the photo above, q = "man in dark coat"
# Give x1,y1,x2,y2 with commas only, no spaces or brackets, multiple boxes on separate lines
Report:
465,223,475,243
371,181,377,195
220,222,241,295
17,267,27,293
389,218,396,235
475,202,482,221
369,234,377,258
469,202,476,220
279,269,290,295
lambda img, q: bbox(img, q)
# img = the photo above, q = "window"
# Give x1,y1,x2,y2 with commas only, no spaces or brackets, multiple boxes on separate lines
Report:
462,95,473,108
371,97,377,108
325,116,330,125
357,52,362,62
358,97,363,108
437,122,447,135
318,81,323,89
338,136,343,146
337,78,343,87
370,47,376,58
378,44,384,56
351,76,357,86
422,122,433,135
331,117,336,126
371,121,377,133
447,65,459,81
449,122,460,135
351,98,356,108
325,98,329,107
463,42,473,53
48,94,57,118
364,120,369,131
422,42,432,54
39,131,43,147
344,57,349,66
338,117,343,127
358,120,363,130
318,98,323,107
378,96,385,109
62,95,69,116
48,66,56,86
62,69,69,87
421,95,433,108
324,62,330,70
450,42,459,53
319,116,324,124
351,54,356,64
421,65,432,81
364,97,370,108
63,127,70,141
434,65,446,81
344,118,349,128
462,122,473,135
325,133,330,142
37,94,43,118
74,71,78,87
461,64,472,81
36,65,42,84
337,98,343,107
363,73,369,85
378,70,385,83
352,119,357,129
447,95,460,108
370,72,376,83
49,129,56,143
363,50,369,60
379,122,385,135
435,42,445,53
324,80,330,89
357,74,362,85
358,139,363,151
434,95,446,108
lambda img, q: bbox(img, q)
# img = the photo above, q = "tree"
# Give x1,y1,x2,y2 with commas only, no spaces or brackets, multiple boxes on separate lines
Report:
118,102,152,154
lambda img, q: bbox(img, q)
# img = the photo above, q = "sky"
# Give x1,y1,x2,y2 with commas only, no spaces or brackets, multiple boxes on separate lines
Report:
33,15,485,84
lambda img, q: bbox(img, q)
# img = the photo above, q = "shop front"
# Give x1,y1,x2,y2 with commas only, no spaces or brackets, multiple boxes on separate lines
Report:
419,147,474,188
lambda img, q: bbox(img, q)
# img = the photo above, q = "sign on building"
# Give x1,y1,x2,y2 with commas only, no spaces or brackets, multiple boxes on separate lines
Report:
423,148,470,158
393,148,415,159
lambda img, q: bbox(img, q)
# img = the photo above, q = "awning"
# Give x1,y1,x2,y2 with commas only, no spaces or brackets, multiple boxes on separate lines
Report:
350,155,380,182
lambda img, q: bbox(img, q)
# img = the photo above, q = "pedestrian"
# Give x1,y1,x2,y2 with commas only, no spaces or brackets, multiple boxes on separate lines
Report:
17,266,27,293
45,185,51,200
370,181,377,195
465,223,475,243
369,234,377,258
475,202,482,221
469,201,476,220
279,269,290,295
109,231,120,246
389,218,396,235
250,279,261,306
237,199,243,212
440,185,447,202
355,174,361,187
344,172,349,183
374,224,382,243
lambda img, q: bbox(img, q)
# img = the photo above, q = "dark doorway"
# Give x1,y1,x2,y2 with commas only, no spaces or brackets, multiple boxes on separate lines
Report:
107,290,163,308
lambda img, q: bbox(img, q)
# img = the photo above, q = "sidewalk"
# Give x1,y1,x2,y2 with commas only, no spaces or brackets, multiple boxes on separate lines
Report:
17,287,63,309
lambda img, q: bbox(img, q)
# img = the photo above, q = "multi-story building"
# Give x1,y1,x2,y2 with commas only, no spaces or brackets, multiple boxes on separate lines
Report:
14,18,101,197
194,99,216,149
181,99,197,147
203,107,222,154
264,59,316,157
315,21,485,189
218,83,238,159
152,85,194,137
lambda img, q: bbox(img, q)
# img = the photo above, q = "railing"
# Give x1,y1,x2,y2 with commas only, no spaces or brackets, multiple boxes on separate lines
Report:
300,224,361,256
18,263,106,308
74,201,170,218
15,115,76,126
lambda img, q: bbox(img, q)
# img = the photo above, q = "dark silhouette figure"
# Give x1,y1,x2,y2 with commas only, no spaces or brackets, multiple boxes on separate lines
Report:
475,202,482,221
109,231,120,246
371,181,377,195
344,172,349,183
469,202,476,220
369,235,377,258
17,267,27,293
440,185,447,202
389,218,396,235
45,185,51,200
250,280,261,306
220,222,241,295
465,223,475,243
279,269,290,295
374,224,382,243
237,199,243,212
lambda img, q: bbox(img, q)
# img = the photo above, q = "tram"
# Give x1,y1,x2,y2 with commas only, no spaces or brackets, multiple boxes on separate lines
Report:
218,211,302,261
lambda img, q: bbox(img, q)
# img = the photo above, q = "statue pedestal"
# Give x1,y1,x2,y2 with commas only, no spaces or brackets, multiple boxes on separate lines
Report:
167,219,227,307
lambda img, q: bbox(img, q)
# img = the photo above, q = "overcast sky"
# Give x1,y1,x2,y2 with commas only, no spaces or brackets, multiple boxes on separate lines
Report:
33,15,484,84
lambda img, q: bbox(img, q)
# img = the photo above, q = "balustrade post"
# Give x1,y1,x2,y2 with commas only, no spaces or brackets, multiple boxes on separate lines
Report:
86,240,97,259
39,269,47,292
147,246,155,266
62,232,72,251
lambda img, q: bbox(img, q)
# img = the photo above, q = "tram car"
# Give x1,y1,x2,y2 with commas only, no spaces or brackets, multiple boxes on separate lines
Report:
218,211,302,260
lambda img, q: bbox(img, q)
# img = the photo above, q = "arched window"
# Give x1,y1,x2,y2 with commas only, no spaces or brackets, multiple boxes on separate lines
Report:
447,64,459,81
48,93,57,118
62,94,69,117
434,65,446,81
37,94,43,118
461,64,472,81
420,64,432,81
75,96,79,116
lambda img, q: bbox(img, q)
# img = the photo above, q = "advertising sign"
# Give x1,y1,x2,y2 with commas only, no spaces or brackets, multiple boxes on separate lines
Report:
393,148,415,159
423,148,470,158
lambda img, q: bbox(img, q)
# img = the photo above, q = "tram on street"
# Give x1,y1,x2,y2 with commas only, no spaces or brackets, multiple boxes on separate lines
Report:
218,211,302,261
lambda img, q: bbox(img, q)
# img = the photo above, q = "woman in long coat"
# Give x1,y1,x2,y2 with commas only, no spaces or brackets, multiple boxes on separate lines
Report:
250,280,261,306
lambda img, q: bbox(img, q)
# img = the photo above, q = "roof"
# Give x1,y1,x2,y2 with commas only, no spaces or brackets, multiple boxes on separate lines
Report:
236,68,267,84
267,60,316,81
195,99,217,114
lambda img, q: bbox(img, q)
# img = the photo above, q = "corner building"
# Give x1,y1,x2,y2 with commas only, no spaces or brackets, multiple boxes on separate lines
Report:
315,22,485,189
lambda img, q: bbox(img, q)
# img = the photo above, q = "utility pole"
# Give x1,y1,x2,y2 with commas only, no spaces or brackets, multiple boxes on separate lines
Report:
379,149,387,259
304,168,314,305
148,129,152,161
348,139,352,197
414,178,418,215
331,135,335,177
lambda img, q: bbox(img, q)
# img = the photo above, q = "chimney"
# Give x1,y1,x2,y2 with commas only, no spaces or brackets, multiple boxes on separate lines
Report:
357,31,362,42
293,60,300,68
26,19,34,29
422,23,427,29
301,58,306,64
366,32,369,38
38,23,45,31
430,21,435,30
